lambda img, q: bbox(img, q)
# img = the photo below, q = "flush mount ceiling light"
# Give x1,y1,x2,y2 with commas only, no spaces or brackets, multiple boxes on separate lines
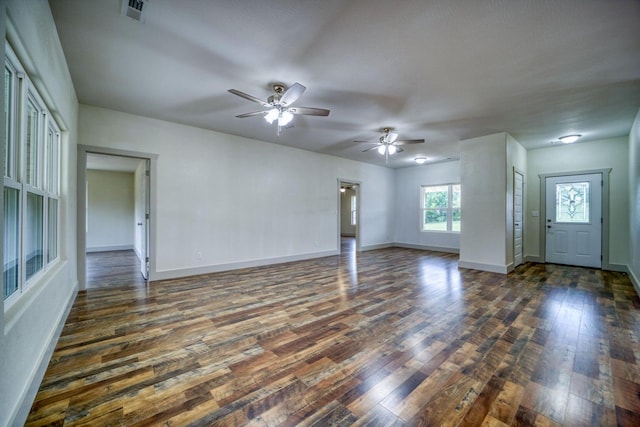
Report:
414,157,427,164
559,134,581,144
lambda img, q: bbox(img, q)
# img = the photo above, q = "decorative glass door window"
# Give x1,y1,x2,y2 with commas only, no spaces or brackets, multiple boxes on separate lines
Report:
555,182,590,223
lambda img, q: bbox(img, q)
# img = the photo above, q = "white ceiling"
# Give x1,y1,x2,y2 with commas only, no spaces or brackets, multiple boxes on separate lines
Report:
50,0,640,168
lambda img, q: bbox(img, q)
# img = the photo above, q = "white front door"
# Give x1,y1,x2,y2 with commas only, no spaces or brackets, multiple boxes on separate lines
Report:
545,173,602,268
514,171,524,267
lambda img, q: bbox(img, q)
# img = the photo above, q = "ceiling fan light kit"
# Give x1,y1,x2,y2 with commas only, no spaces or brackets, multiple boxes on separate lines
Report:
228,82,330,135
356,127,425,163
229,84,430,164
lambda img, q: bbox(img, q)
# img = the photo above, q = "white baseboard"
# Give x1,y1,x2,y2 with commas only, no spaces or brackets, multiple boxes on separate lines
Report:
628,267,640,298
604,263,628,273
86,244,134,253
152,250,338,281
360,243,394,251
458,259,509,274
393,242,459,254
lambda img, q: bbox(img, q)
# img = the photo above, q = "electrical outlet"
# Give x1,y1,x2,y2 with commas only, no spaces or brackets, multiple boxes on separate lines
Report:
196,251,202,260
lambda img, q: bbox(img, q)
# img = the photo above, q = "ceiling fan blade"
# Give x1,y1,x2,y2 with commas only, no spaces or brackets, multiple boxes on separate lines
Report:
362,145,382,152
228,89,270,107
395,139,425,145
235,110,268,118
289,107,330,116
385,132,398,143
279,82,306,106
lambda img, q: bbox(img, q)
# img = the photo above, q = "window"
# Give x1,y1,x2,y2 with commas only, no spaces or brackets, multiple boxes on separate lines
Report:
555,181,589,223
421,184,461,232
350,194,357,226
3,43,60,306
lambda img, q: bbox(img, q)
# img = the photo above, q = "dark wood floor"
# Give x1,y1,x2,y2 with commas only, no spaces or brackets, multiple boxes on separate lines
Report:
27,240,640,426
87,250,147,289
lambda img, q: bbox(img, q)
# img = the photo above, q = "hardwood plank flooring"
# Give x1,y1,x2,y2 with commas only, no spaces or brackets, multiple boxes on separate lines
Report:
27,242,640,426
87,250,147,289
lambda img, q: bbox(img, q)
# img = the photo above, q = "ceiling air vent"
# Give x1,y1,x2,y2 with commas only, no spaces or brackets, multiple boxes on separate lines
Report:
122,0,148,23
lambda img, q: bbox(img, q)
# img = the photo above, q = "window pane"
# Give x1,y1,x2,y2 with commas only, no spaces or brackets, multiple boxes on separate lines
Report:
26,98,40,186
423,209,448,231
4,66,12,178
452,208,461,232
47,128,59,194
555,182,589,223
423,186,449,208
3,187,20,299
48,198,58,263
452,184,461,208
26,192,44,280
350,195,356,225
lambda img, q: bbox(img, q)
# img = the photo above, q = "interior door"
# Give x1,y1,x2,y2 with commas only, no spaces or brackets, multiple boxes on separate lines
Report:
545,173,602,268
513,170,524,267
140,159,150,280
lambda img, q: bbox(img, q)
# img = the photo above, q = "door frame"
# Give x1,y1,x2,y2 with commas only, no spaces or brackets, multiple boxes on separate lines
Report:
513,167,525,268
77,145,158,290
538,168,611,269
337,179,361,253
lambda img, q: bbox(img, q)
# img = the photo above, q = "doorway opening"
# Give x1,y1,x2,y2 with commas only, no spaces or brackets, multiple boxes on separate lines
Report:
539,169,611,269
78,145,157,290
338,180,360,255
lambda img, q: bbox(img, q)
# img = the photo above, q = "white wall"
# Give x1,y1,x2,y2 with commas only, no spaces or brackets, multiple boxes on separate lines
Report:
1,1,79,425
78,105,395,279
526,137,630,267
459,133,509,272
340,187,356,236
87,170,135,252
629,110,640,290
394,160,461,251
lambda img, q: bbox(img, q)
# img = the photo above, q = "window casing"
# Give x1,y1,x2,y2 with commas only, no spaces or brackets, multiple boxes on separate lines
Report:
3,43,60,307
421,184,461,232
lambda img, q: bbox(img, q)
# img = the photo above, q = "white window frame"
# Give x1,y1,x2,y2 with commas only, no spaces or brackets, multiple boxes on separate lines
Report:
420,183,461,233
3,42,61,308
350,194,357,226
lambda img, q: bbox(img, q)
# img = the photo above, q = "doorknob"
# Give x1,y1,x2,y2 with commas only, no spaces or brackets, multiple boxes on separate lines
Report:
137,222,143,226
547,225,552,228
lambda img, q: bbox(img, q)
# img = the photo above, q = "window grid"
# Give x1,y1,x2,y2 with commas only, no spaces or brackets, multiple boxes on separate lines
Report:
420,184,461,232
3,42,60,306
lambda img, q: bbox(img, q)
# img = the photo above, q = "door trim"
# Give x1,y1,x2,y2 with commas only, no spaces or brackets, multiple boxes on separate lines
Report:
513,167,525,268
538,168,611,269
77,145,158,290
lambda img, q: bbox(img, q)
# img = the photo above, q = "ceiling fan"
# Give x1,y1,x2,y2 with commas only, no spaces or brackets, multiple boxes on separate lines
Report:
356,127,425,162
228,82,330,135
